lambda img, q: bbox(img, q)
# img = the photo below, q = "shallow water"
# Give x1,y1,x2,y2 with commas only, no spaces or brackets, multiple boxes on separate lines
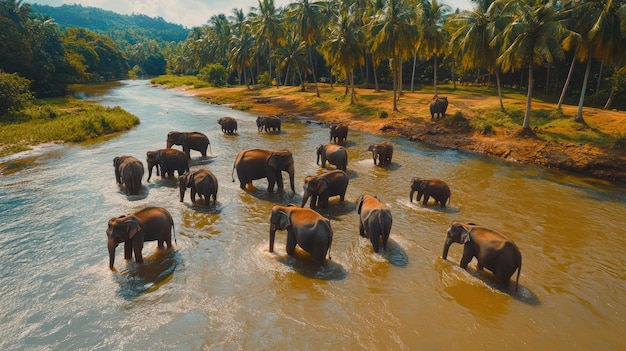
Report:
0,80,624,350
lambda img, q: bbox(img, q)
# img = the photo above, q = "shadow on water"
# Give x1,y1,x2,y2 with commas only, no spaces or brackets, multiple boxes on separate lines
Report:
189,155,217,167
245,187,300,205
379,238,409,268
272,250,348,281
117,186,149,201
312,201,356,220
182,201,223,214
113,249,181,299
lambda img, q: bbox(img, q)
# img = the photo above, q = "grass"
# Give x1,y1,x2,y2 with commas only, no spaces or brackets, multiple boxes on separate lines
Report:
0,98,140,157
150,75,209,89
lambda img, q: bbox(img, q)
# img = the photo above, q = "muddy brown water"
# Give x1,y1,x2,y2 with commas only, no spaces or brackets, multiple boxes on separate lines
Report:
0,80,624,350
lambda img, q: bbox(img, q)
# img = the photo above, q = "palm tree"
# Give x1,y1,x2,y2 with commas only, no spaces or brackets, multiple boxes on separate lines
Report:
287,0,328,97
275,31,308,86
228,8,255,88
496,0,567,132
250,0,286,87
367,0,418,111
417,0,450,96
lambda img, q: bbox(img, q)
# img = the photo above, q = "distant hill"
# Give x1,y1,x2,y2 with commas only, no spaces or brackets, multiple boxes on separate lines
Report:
31,3,189,43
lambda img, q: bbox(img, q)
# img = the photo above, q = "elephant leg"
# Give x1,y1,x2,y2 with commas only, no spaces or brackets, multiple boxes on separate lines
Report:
123,241,132,259
133,241,144,263
191,189,197,202
359,221,367,238
276,172,284,190
371,234,380,253
477,262,484,271
286,232,297,256
460,246,474,269
422,194,430,206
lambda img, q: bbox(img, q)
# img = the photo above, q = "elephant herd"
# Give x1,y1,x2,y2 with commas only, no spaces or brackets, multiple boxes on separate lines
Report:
108,117,522,292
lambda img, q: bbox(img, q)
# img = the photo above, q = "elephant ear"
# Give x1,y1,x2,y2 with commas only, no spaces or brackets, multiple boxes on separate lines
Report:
277,210,291,229
318,178,329,194
419,181,428,191
267,153,278,169
126,219,142,239
459,226,471,244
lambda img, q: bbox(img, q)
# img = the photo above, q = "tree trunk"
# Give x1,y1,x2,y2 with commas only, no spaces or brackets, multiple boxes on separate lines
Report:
373,59,380,92
411,48,417,92
575,58,591,124
350,71,356,105
308,45,320,98
392,57,398,111
604,95,613,110
596,57,603,93
557,51,577,110
433,55,438,96
523,63,533,130
495,69,504,112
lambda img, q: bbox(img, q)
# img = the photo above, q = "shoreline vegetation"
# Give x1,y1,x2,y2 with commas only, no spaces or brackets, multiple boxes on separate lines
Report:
153,75,626,184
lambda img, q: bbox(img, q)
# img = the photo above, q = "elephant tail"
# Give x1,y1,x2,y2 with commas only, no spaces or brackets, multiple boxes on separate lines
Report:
172,220,177,245
515,254,522,292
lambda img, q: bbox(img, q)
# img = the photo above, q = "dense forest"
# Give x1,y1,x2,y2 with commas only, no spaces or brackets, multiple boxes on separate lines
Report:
3,0,626,130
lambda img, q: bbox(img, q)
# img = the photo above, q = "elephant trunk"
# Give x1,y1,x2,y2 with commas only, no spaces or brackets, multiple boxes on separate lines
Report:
301,190,311,208
316,152,320,165
166,140,173,148
108,239,117,269
269,223,276,252
409,189,416,202
179,184,185,202
442,238,452,259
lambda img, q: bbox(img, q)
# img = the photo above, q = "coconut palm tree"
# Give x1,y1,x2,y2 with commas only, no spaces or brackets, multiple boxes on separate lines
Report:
250,0,286,87
228,8,255,89
417,0,451,96
496,0,567,132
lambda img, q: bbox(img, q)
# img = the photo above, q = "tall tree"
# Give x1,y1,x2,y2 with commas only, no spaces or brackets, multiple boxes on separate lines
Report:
228,8,255,88
250,0,286,87
417,0,450,96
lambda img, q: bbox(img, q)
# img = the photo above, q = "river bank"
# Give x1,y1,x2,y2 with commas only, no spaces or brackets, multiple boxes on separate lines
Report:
179,83,626,184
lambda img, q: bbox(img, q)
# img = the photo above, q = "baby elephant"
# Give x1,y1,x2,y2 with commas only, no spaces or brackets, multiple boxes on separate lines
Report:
368,141,393,165
301,170,349,209
113,155,144,195
106,206,174,270
410,178,450,207
356,194,393,253
443,221,522,291
179,169,218,205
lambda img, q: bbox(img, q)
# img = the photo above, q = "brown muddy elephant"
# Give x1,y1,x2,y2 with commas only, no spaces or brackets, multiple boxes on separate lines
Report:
410,178,451,207
231,149,295,192
301,170,349,209
106,206,174,269
316,143,348,171
367,141,393,165
179,169,218,205
430,96,449,119
256,116,281,132
166,131,211,158
269,204,333,266
329,123,348,144
442,221,522,291
113,155,144,195
146,149,189,182
218,117,238,134
356,194,393,253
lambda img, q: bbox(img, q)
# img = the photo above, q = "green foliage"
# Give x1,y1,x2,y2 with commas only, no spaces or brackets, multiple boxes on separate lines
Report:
257,71,272,86
0,98,139,156
63,28,129,82
150,75,208,89
231,103,251,111
442,111,470,129
197,64,228,87
0,71,34,116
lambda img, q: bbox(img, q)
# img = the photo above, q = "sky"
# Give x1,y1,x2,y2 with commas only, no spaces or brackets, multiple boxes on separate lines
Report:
31,0,474,28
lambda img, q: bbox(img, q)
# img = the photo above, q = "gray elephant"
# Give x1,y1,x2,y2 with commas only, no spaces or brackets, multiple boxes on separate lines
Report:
218,116,238,134
256,116,281,132
146,149,189,182
269,204,333,266
113,155,144,195
231,149,295,192
410,178,451,207
367,141,393,165
329,123,348,144
179,169,218,205
442,221,522,291
316,143,348,171
166,131,211,158
429,96,449,119
106,206,174,270
301,170,349,209
356,194,393,253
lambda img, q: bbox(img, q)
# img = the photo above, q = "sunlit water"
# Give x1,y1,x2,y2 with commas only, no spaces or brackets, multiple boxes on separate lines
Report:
1,80,624,350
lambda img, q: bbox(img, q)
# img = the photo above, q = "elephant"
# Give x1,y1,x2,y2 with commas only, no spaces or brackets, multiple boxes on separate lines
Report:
442,221,522,291
106,206,174,269
301,170,349,209
367,141,393,165
269,204,333,266
217,116,238,134
179,169,218,205
429,96,449,119
316,143,348,172
231,149,295,193
329,123,348,144
256,116,281,132
410,178,451,207
166,131,211,158
356,194,393,253
146,149,189,182
113,155,144,195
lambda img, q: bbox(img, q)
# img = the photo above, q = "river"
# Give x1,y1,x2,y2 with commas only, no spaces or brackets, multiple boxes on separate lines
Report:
0,79,624,350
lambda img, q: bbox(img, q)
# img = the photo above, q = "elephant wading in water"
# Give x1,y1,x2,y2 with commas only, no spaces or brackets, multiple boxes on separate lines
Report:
316,143,348,171
269,205,333,266
356,194,393,253
430,96,449,119
410,178,451,207
166,131,211,158
442,221,522,291
232,149,295,192
368,141,393,165
329,123,348,144
146,149,189,182
256,116,281,132
113,155,144,195
301,170,349,209
106,206,175,269
218,117,238,134
179,169,218,205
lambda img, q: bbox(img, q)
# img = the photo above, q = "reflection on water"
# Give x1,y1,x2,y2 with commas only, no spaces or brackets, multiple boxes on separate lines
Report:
0,80,624,350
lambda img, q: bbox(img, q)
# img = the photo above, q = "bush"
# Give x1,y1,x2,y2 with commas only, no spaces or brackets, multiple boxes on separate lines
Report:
257,71,272,86
378,110,388,118
0,71,34,117
442,111,470,129
197,64,228,87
